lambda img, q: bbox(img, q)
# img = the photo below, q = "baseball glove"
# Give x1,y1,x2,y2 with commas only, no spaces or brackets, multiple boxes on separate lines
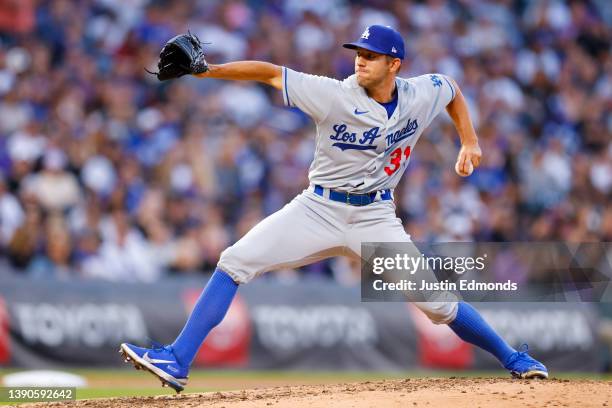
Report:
146,32,209,81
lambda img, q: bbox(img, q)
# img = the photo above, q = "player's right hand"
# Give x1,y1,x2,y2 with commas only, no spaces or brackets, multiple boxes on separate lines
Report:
455,143,481,177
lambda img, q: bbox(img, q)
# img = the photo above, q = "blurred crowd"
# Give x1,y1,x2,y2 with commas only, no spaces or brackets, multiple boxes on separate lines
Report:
0,0,610,283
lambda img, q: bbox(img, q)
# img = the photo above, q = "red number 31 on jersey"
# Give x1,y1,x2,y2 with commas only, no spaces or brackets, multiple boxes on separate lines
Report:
384,146,411,176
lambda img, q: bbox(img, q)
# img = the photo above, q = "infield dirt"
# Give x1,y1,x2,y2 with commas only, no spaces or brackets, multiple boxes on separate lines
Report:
12,377,611,408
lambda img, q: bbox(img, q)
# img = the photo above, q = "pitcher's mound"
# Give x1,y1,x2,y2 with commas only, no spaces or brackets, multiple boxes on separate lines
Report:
18,377,611,408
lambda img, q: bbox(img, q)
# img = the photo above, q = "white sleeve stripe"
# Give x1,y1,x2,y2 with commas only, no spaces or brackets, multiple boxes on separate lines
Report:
442,75,455,100
282,67,291,107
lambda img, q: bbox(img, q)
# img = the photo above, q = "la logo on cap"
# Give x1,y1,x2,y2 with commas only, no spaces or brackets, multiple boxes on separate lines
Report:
361,28,370,39
392,46,397,53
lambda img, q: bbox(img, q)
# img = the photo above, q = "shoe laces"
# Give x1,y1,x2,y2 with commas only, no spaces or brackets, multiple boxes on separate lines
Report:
517,343,529,355
505,343,530,367
148,339,185,367
149,339,173,354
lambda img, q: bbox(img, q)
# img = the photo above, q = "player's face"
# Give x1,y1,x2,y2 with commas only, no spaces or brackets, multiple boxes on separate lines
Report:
354,49,397,88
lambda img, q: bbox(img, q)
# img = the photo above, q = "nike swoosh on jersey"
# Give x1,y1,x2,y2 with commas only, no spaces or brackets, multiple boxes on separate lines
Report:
143,352,175,365
354,108,369,115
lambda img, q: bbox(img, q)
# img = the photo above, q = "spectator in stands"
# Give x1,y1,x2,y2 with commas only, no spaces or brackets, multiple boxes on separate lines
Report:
7,200,41,270
82,208,166,282
0,172,23,248
22,148,80,212
28,213,72,279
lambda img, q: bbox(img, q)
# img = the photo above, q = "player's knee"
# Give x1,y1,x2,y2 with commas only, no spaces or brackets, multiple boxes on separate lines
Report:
217,246,254,285
218,245,234,265
414,302,458,325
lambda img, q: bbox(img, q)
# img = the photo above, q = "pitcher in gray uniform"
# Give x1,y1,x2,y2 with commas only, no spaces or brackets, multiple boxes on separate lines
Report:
120,25,548,392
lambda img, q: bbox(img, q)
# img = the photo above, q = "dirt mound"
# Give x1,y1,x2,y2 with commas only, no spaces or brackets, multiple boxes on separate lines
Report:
14,378,611,408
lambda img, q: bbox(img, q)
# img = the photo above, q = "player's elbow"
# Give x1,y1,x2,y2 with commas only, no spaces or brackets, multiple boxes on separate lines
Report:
263,66,283,90
265,74,283,90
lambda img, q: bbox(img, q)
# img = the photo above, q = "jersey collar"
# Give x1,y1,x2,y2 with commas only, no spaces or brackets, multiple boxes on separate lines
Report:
346,76,402,122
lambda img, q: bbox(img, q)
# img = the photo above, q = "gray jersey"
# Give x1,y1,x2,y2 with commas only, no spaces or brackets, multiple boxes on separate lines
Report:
281,67,456,193
217,67,460,325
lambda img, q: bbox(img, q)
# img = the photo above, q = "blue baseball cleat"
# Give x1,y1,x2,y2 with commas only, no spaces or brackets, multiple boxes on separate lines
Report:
119,343,189,393
504,344,548,379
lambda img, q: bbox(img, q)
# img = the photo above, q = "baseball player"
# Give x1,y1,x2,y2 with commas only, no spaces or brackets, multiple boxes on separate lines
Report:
120,25,548,392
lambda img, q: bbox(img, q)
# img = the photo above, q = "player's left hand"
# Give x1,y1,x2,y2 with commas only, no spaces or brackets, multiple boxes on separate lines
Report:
146,32,209,81
455,143,481,177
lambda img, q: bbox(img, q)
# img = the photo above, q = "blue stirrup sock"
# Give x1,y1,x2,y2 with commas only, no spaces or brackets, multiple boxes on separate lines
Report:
448,302,516,365
171,268,239,367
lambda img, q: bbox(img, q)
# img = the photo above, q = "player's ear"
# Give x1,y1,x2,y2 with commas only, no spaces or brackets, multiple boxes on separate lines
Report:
389,57,401,74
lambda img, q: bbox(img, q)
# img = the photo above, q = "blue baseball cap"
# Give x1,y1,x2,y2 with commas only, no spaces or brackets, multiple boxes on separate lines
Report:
343,25,405,60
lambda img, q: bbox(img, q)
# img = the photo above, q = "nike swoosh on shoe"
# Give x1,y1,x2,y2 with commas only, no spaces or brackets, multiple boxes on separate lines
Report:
143,352,175,364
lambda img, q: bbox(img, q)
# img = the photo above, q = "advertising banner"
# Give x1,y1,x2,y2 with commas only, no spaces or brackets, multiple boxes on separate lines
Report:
0,275,603,372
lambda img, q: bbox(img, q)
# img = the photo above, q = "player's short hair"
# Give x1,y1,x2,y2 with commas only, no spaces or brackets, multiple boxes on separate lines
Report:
385,55,402,73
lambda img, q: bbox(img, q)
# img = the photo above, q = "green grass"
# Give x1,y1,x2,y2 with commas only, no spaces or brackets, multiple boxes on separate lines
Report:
0,368,610,402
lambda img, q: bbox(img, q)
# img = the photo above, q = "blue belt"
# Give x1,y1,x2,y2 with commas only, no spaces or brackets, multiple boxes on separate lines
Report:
314,185,392,206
